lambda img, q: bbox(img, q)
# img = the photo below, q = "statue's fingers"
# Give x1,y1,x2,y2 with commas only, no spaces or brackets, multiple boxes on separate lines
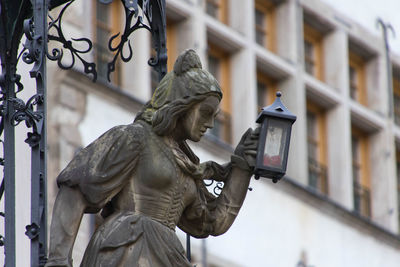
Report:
244,140,257,146
243,145,258,152
254,127,261,134
249,132,260,141
244,138,259,145
238,128,253,144
244,150,257,156
243,154,256,168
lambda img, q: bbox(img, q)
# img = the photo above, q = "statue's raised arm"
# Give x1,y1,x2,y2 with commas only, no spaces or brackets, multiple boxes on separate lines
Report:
45,49,258,267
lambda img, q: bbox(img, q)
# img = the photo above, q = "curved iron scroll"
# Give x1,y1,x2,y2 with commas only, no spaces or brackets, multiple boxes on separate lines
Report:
47,0,97,80
47,0,167,82
204,180,224,196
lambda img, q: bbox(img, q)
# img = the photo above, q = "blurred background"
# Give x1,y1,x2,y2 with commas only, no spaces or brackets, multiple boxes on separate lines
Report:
3,0,400,266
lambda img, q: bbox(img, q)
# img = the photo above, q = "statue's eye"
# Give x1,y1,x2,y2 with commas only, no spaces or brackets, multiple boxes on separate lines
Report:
200,107,213,117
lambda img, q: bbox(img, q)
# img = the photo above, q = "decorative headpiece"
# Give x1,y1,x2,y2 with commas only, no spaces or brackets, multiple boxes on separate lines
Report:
136,49,222,123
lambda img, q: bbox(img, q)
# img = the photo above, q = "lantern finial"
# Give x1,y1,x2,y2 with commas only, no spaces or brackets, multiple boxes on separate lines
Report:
276,91,282,98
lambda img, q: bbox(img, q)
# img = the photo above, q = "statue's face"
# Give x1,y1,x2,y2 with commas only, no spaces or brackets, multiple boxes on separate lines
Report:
182,95,220,142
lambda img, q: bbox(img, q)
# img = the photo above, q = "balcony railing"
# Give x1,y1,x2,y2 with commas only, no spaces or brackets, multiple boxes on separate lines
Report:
308,157,328,194
353,182,371,217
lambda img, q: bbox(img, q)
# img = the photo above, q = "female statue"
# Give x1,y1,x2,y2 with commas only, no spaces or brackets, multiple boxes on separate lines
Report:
45,49,259,267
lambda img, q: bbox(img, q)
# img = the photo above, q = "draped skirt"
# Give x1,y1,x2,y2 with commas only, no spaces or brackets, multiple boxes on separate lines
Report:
80,212,192,267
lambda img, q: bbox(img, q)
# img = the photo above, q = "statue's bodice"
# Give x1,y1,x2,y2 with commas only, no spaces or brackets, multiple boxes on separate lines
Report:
112,125,198,230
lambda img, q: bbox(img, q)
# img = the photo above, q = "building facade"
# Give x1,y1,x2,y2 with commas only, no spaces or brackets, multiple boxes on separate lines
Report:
2,0,400,266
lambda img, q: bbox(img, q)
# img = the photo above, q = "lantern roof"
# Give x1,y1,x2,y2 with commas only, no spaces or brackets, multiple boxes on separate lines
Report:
256,92,297,123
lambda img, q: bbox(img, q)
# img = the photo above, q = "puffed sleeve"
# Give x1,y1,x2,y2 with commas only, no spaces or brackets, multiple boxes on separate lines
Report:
57,122,146,212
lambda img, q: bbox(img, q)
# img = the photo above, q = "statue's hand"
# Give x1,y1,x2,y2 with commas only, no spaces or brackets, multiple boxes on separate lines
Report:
233,127,260,170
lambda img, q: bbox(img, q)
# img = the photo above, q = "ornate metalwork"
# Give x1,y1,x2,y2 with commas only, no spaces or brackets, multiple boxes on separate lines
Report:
0,0,33,264
204,180,224,196
353,181,371,217
0,0,167,265
308,157,328,194
106,2,152,82
10,94,44,147
47,0,167,82
47,0,97,80
20,0,49,266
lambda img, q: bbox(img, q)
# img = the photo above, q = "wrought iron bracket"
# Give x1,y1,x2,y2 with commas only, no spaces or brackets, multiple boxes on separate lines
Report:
47,0,167,82
204,180,224,196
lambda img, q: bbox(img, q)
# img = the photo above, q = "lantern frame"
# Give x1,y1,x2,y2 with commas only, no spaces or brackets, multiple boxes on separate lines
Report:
254,92,297,183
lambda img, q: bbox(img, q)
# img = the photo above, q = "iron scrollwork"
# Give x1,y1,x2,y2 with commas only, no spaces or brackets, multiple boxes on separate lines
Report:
9,94,44,147
47,0,167,82
106,1,152,82
20,16,46,148
47,0,97,80
20,1,49,266
204,180,224,196
0,0,167,265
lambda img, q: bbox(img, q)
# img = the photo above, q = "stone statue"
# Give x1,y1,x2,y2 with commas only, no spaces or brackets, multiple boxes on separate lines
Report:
45,49,259,267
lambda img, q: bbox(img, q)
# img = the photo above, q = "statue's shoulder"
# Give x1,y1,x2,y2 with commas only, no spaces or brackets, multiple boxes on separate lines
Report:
123,121,147,135
102,121,148,143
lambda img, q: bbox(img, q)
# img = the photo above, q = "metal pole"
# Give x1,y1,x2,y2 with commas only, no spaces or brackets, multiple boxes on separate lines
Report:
0,1,34,265
2,47,17,267
23,0,48,266
377,18,396,119
201,238,207,267
186,233,191,262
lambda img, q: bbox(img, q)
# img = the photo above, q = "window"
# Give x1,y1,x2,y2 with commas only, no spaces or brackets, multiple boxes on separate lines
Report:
166,19,177,72
150,19,177,93
206,0,228,24
93,0,121,84
397,149,400,232
306,101,328,194
303,24,323,80
349,51,367,105
257,71,276,112
254,0,275,51
254,0,275,52
207,43,231,143
352,127,371,217
393,70,400,126
150,43,158,94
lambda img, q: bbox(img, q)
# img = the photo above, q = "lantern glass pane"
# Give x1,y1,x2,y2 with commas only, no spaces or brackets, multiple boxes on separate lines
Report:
263,119,289,169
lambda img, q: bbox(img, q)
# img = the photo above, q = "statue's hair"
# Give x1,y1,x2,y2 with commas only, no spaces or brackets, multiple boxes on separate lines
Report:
173,49,202,75
134,49,222,136
151,92,219,136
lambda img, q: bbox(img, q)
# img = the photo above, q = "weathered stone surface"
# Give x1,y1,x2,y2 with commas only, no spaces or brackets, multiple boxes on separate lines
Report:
45,50,258,267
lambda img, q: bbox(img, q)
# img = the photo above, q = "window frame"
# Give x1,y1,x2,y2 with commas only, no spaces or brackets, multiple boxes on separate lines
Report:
206,0,228,24
351,126,371,217
396,149,400,232
349,51,367,105
93,0,122,85
393,71,400,126
254,0,276,52
166,19,177,72
207,43,232,143
306,101,328,194
303,24,323,81
256,71,276,112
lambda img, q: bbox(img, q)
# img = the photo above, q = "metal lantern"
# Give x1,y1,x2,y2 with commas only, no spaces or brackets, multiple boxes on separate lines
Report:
254,92,297,183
